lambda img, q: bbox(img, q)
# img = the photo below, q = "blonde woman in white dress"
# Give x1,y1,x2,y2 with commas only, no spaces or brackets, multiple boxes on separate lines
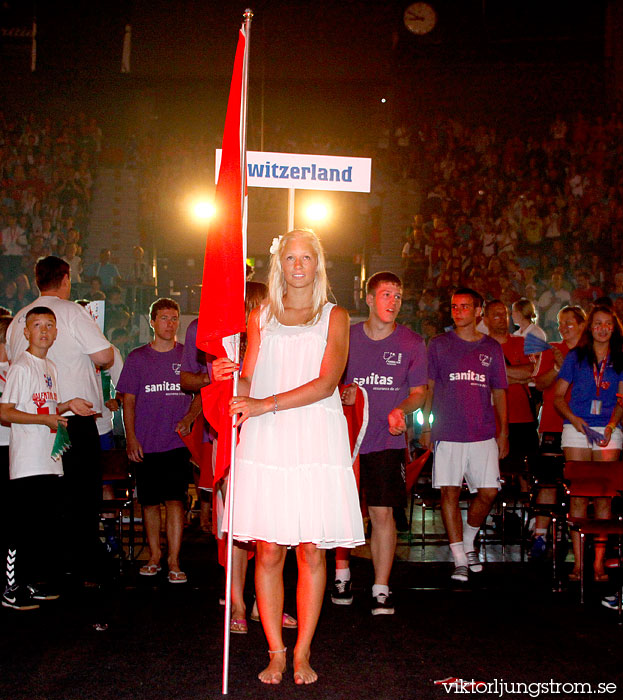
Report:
215,229,364,685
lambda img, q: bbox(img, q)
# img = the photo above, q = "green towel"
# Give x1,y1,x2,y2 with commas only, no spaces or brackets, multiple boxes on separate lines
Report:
51,423,72,461
101,370,112,402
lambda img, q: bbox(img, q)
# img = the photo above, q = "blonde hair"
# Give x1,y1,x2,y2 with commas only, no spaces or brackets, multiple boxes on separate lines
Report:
266,229,329,325
512,298,537,323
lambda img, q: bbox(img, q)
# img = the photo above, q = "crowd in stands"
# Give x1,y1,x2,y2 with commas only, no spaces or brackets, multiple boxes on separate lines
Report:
0,111,100,308
399,110,623,340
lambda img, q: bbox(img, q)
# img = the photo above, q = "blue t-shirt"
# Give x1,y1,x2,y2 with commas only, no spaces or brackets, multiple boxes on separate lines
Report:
428,331,508,443
344,323,427,454
558,349,623,427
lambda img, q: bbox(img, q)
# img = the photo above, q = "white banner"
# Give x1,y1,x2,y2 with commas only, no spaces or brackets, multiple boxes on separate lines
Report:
216,150,371,193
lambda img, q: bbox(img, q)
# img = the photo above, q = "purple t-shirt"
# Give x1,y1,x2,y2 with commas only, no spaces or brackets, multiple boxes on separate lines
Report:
117,342,191,453
181,318,209,376
344,323,427,454
428,331,507,443
181,318,214,442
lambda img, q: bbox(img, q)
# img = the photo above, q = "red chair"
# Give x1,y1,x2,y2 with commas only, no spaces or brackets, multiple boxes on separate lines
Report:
564,461,623,612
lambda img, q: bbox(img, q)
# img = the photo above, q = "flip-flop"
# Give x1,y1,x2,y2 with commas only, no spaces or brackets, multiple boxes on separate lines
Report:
230,618,248,634
568,571,581,582
249,607,298,628
281,613,298,629
139,563,162,576
594,572,610,582
168,570,188,584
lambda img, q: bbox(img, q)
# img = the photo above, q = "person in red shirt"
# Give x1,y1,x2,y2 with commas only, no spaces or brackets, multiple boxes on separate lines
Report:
531,305,586,559
484,300,538,484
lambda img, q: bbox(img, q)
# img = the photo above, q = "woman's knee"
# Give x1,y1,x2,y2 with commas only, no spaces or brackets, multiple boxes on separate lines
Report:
297,543,326,571
256,541,286,569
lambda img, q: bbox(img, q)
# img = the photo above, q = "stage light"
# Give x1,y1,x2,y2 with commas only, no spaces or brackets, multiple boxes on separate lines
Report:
192,199,215,222
305,202,329,223
381,98,387,103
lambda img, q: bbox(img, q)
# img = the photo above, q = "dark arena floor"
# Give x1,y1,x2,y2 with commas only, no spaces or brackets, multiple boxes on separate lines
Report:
1,520,622,700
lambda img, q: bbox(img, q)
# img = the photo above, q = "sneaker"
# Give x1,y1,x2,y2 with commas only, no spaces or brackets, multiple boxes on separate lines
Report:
466,550,483,573
371,591,395,615
451,565,469,582
2,584,40,611
27,584,60,601
529,536,547,561
602,594,619,611
331,579,353,606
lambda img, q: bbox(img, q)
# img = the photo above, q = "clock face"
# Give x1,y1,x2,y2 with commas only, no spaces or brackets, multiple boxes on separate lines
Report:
404,2,437,36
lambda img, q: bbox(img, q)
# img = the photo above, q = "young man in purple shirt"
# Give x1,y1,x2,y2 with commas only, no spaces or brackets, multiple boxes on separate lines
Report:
422,288,509,582
117,298,195,583
342,272,427,614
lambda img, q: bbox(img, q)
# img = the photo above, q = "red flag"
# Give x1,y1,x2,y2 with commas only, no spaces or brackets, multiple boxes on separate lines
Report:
196,27,247,352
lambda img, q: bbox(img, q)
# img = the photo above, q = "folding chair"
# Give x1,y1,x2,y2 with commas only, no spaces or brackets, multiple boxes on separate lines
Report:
100,448,135,574
564,460,623,613
406,448,432,546
527,452,569,592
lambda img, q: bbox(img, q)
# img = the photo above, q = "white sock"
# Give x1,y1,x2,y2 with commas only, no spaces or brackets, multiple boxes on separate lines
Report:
335,567,350,582
450,541,468,567
535,528,547,540
463,523,480,553
372,584,389,598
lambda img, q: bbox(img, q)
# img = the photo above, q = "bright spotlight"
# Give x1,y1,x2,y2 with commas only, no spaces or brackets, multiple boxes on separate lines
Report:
306,202,329,222
192,200,215,221
381,97,387,103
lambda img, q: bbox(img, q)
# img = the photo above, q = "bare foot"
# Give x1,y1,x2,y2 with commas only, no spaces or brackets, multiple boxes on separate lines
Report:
259,652,286,685
293,656,318,685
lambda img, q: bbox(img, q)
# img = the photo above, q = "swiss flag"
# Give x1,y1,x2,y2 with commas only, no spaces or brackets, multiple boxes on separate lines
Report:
196,27,247,353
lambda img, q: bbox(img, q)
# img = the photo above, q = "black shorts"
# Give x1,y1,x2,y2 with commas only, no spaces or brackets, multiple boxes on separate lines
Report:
359,448,406,508
135,447,191,506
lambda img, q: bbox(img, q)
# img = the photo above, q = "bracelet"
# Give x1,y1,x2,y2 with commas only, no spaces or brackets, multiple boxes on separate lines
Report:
273,394,278,414
607,423,617,431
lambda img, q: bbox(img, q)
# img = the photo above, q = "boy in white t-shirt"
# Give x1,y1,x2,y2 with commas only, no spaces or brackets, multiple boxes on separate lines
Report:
0,307,95,611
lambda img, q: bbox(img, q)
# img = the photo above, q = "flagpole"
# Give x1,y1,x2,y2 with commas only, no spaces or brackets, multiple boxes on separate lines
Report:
222,9,252,696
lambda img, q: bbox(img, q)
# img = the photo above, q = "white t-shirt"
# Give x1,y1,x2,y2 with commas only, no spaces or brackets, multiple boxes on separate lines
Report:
2,351,63,479
7,295,111,414
0,361,10,447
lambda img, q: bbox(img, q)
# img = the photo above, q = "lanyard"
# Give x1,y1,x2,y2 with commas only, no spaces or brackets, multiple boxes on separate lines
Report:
593,353,609,397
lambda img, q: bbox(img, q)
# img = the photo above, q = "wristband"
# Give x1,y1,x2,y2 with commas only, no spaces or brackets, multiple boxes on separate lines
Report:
273,394,278,414
606,423,617,431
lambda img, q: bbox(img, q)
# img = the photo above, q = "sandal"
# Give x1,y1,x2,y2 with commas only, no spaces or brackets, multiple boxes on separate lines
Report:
139,563,162,576
282,613,297,629
568,570,581,582
250,601,298,628
594,572,610,582
168,570,188,584
230,618,248,634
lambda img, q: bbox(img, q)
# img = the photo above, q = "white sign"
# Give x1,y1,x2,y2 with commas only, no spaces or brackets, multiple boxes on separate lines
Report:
216,150,371,193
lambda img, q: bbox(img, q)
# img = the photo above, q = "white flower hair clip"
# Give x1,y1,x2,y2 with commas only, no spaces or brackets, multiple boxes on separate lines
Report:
269,236,282,255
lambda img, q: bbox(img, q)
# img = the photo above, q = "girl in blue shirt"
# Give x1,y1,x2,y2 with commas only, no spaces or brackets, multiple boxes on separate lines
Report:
554,304,623,580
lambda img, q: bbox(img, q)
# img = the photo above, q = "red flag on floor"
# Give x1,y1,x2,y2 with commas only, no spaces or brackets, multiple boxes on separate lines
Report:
196,27,247,353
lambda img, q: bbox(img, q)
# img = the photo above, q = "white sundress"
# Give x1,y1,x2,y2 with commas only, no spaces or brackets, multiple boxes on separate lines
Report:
224,302,365,549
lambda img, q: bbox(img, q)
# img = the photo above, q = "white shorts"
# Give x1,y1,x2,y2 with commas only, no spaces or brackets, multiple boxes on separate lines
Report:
432,438,501,493
561,424,623,452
